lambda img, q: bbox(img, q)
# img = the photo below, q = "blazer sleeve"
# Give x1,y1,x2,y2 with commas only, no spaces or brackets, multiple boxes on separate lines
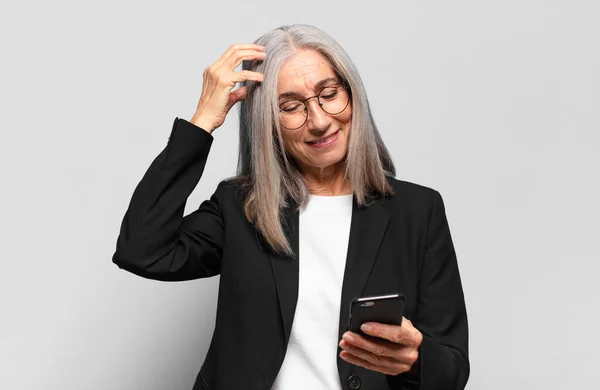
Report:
388,190,470,389
112,117,225,281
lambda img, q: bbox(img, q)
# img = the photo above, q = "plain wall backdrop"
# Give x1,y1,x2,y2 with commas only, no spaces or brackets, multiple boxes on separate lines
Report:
1,0,598,389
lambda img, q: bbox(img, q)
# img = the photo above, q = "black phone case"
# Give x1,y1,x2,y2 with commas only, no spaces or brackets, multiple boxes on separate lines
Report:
348,294,406,335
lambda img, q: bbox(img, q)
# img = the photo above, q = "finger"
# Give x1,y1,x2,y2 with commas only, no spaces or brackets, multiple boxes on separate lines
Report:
339,339,397,369
342,331,419,365
222,49,267,70
228,86,248,106
361,321,422,348
228,70,264,84
339,350,400,376
341,331,399,358
342,331,419,364
213,44,265,69
215,47,266,71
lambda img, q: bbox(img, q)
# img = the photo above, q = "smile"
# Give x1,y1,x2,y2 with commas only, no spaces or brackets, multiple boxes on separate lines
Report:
306,130,340,149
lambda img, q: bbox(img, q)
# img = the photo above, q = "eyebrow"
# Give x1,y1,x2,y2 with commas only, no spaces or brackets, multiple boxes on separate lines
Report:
278,77,340,100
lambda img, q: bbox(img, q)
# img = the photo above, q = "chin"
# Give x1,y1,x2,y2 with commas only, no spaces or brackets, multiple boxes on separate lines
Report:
293,141,348,171
309,155,346,170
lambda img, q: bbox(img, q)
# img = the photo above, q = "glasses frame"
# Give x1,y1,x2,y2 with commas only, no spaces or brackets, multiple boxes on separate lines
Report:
279,81,351,130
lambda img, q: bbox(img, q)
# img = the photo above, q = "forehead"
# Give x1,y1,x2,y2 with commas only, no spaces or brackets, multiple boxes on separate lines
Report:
278,49,338,93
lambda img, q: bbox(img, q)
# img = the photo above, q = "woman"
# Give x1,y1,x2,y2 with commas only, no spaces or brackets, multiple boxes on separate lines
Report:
113,24,469,390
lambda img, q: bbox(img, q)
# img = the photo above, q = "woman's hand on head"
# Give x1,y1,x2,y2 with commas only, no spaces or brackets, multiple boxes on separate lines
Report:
339,316,423,376
191,44,266,134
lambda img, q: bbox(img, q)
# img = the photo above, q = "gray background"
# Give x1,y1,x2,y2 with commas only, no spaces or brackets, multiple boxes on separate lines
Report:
1,0,599,389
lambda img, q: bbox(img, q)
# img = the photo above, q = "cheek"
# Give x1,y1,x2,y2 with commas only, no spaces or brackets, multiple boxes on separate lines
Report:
281,132,305,154
338,104,352,125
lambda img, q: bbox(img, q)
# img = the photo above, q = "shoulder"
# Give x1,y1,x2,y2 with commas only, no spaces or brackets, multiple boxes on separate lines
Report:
383,176,444,215
387,176,441,201
208,177,248,210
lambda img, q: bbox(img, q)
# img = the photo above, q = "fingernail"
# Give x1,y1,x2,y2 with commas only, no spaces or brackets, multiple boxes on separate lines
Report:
343,333,355,343
361,324,372,332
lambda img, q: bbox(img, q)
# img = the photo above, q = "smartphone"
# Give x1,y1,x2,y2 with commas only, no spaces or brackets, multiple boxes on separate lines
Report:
348,293,406,335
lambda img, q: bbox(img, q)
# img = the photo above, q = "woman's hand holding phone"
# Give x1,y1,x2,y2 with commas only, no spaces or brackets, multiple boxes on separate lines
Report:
339,317,423,376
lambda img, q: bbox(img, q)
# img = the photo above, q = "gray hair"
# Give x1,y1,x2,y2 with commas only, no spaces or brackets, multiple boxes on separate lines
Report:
237,24,395,256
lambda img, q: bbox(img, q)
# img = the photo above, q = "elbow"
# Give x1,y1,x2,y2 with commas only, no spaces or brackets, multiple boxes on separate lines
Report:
111,245,214,282
444,344,470,389
112,249,147,276
454,348,470,389
111,252,174,281
111,246,158,280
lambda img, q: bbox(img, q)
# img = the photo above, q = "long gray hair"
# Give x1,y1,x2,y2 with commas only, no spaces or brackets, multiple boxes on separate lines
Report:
237,24,395,257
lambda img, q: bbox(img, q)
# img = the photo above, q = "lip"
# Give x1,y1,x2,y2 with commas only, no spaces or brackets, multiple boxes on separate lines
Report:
306,130,340,149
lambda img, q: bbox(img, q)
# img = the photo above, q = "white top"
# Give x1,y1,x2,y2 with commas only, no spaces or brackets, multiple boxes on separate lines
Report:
271,193,353,390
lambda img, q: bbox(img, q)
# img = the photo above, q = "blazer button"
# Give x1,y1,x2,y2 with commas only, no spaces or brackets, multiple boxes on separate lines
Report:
348,375,361,390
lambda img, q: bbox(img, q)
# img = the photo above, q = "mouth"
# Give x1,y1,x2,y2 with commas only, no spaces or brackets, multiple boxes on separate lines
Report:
305,130,340,149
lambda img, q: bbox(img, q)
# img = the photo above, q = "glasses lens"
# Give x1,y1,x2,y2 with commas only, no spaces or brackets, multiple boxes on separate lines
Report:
320,84,349,115
279,100,307,129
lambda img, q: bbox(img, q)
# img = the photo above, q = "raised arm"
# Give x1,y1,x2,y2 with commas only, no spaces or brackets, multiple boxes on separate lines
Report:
112,44,266,281
112,118,225,281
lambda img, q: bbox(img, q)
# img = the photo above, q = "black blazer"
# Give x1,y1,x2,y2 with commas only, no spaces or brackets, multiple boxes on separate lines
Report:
112,118,469,390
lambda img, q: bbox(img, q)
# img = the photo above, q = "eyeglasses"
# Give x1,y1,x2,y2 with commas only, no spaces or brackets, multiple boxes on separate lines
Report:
278,82,350,130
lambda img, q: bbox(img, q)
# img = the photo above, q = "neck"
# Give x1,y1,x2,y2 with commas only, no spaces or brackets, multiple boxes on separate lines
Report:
299,162,352,196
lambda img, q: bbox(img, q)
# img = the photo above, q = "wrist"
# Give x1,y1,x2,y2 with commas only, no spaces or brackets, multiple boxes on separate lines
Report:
190,113,216,134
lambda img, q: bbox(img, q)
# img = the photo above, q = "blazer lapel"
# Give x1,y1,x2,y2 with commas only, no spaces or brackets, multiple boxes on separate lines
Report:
337,194,390,341
268,200,299,344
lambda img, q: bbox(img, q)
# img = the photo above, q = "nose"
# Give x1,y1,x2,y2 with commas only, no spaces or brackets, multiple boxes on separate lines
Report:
305,98,330,133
